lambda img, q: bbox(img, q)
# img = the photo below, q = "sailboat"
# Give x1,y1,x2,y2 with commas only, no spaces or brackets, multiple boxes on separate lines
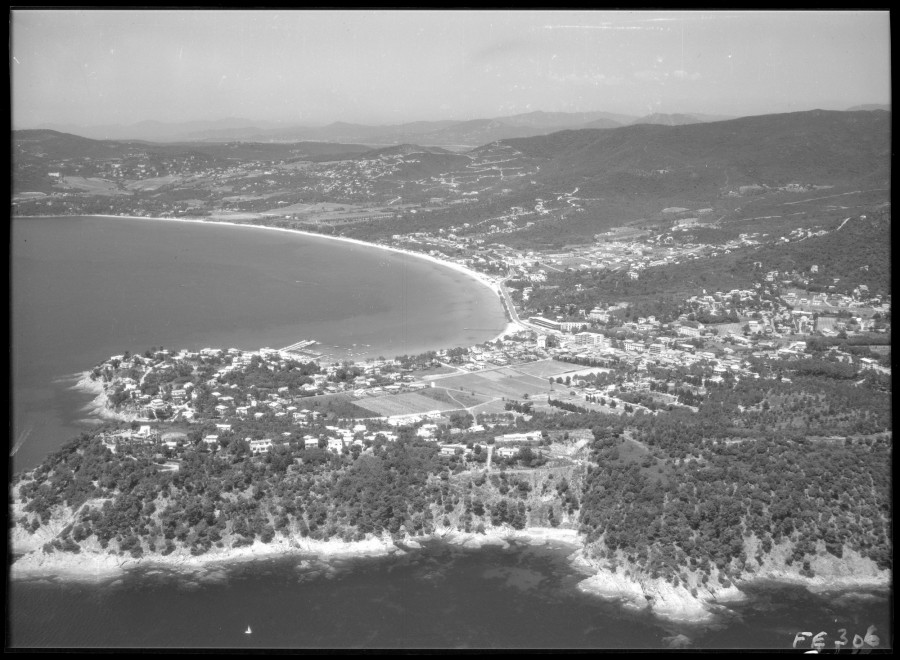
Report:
245,625,252,635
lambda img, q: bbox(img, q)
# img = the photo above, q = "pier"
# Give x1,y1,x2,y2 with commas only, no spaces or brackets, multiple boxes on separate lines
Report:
281,339,317,353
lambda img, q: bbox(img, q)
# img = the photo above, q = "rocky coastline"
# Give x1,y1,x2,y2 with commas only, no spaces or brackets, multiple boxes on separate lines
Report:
571,544,890,623
10,520,888,625
10,524,578,583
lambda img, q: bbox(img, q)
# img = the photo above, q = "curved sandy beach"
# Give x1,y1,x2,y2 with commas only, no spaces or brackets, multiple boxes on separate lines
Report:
84,213,523,343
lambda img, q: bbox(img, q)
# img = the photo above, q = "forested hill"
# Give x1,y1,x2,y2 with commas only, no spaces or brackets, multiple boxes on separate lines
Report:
498,109,890,198
11,389,892,590
581,428,892,584
13,129,144,160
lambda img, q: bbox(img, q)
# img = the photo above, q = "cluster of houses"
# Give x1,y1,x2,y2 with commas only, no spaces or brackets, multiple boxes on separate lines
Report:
96,346,453,423
96,404,551,465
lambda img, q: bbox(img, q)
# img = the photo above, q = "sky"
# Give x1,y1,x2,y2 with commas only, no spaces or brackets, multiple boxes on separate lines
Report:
10,9,891,128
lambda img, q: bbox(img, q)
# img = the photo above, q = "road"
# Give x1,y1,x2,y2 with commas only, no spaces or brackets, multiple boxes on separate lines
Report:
496,277,524,326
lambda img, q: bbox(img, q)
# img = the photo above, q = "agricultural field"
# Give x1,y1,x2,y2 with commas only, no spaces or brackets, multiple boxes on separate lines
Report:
265,201,367,216
124,175,181,191
417,387,490,409
414,365,459,378
293,393,374,418
511,359,586,379
436,368,551,400
353,392,458,417
57,176,126,195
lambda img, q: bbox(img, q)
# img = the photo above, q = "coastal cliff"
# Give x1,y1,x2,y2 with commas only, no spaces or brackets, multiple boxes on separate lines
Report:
571,543,889,622
11,491,889,625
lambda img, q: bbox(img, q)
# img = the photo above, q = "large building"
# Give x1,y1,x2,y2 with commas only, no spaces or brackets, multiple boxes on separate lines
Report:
588,308,609,322
676,324,703,338
573,331,607,347
560,321,591,332
529,316,561,331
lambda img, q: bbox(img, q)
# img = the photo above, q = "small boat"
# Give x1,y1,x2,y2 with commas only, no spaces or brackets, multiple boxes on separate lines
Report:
245,626,252,635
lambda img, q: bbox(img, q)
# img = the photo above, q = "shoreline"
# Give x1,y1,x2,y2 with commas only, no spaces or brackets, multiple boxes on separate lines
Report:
10,526,580,583
571,550,892,624
17,213,520,347
70,372,137,423
10,520,889,625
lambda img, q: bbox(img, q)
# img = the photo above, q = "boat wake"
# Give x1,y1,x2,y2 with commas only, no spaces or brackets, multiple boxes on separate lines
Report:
10,424,34,457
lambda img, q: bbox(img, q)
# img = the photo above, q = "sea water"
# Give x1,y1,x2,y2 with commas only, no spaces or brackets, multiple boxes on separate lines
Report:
8,542,891,650
11,215,507,471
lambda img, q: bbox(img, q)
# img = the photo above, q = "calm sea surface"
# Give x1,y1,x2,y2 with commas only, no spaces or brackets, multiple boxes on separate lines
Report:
8,216,891,650
8,542,891,650
11,215,506,472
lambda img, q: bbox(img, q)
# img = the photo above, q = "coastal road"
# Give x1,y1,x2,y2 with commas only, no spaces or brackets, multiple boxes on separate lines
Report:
497,277,524,327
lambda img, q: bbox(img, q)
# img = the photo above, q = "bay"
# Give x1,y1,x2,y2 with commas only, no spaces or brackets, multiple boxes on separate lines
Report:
11,215,507,472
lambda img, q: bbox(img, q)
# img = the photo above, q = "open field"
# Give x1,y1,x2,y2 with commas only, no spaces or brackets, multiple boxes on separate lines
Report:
467,398,510,415
57,177,126,195
511,359,586,379
414,365,459,378
353,392,458,417
124,175,181,191
291,393,375,418
418,387,493,409
436,369,550,400
264,201,367,216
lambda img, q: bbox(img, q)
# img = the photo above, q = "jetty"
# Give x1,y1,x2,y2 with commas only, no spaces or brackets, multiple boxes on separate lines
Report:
281,339,317,353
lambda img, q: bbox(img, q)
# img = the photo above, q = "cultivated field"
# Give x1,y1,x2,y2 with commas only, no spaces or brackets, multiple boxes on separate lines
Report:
418,387,493,409
57,176,126,195
511,359,586,379
124,175,181,191
264,201,366,216
436,369,550,400
353,392,458,417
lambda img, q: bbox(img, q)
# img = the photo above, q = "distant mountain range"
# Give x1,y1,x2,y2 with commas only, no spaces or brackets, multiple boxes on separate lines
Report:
12,129,372,167
846,104,891,112
33,110,753,146
29,118,284,143
13,109,891,248
18,109,890,183
627,112,735,126
28,104,891,147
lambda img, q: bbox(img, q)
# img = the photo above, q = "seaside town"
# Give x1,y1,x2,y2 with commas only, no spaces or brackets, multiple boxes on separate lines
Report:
81,235,891,467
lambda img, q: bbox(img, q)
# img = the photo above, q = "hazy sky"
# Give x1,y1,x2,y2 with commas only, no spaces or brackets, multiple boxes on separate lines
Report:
11,9,891,127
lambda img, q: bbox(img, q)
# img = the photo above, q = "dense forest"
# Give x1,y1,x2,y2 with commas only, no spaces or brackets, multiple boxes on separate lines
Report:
580,427,892,584
12,425,576,559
